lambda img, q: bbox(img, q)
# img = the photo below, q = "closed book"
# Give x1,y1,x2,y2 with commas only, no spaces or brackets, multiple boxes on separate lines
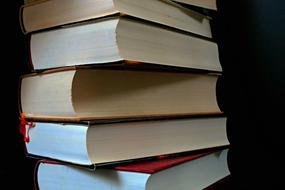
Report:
20,68,222,121
35,149,230,190
25,117,228,166
29,16,220,71
21,0,212,37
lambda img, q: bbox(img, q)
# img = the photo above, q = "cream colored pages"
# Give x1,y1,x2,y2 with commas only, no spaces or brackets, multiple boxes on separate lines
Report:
72,70,220,118
21,70,77,118
21,69,221,120
22,0,117,32
22,0,212,37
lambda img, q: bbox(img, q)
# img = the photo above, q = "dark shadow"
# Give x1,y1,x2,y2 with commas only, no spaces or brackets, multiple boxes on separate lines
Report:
1,0,37,188
213,0,285,188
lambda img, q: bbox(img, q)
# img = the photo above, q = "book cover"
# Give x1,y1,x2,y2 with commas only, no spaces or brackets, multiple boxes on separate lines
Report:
35,149,230,190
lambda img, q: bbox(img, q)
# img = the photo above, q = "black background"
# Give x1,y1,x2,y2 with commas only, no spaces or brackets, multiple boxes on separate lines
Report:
215,0,285,189
5,0,285,189
2,1,36,188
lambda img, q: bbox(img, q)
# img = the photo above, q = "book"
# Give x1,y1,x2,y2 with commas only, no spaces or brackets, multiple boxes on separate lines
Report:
29,16,221,71
30,15,219,70
21,0,212,38
25,117,228,166
20,68,222,121
174,0,217,10
35,149,230,190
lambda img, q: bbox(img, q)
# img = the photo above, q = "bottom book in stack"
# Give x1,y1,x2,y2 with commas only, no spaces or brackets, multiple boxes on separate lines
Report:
35,149,229,190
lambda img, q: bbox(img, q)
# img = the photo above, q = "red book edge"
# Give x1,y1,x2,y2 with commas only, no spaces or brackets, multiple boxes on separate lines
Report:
33,150,224,189
114,152,211,174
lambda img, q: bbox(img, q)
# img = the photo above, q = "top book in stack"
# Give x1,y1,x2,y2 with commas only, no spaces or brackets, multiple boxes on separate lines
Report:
21,0,212,37
21,0,221,72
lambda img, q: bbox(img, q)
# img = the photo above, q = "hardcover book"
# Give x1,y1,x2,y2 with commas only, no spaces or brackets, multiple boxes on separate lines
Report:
21,0,212,37
25,117,228,166
20,68,222,121
29,16,220,71
35,149,230,190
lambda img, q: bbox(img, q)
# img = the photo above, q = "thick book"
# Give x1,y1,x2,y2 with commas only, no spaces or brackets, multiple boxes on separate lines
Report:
35,149,229,190
174,0,217,10
25,117,228,166
20,68,222,121
29,16,221,71
21,0,212,38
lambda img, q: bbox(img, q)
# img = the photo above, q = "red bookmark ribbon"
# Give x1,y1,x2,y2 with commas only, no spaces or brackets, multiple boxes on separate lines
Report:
19,113,35,143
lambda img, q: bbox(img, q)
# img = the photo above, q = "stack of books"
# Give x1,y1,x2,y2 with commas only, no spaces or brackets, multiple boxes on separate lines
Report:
19,0,229,189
